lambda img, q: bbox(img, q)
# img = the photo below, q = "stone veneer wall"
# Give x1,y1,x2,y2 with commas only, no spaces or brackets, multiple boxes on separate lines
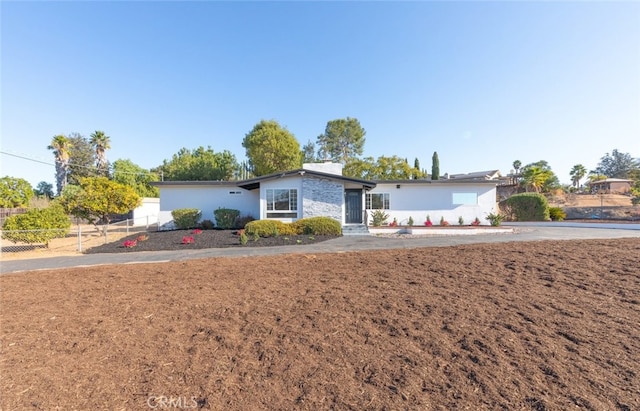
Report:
302,176,343,222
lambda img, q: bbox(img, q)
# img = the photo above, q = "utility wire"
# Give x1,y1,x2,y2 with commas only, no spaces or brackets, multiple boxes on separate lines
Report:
1,150,161,178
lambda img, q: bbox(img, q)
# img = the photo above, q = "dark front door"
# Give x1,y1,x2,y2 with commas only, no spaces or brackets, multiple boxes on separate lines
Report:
345,189,362,224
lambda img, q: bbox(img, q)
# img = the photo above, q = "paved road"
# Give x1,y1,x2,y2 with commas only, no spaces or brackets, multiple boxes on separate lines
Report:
2,225,640,275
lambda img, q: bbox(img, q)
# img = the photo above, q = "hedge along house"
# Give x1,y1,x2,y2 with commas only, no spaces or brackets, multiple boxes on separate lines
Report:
152,162,499,231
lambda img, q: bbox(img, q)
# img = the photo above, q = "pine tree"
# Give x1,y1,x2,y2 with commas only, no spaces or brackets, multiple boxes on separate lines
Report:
431,152,440,180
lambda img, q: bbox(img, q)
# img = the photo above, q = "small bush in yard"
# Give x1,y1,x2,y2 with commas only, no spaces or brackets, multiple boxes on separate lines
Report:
292,217,342,235
238,229,248,245
245,220,297,237
123,239,137,248
172,208,201,229
2,204,71,246
458,216,464,226
485,212,504,226
425,215,433,226
471,217,481,226
236,215,256,229
549,207,566,221
182,235,195,244
500,193,550,221
200,219,215,230
370,210,389,227
214,208,240,229
407,216,414,226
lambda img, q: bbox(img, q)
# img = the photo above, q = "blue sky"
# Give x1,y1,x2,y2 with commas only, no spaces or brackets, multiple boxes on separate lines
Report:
1,1,639,187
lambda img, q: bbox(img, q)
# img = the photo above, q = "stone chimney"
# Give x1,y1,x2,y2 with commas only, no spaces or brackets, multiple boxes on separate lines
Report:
302,162,343,176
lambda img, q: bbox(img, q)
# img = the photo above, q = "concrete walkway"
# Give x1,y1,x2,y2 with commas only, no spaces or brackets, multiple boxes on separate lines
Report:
2,224,640,275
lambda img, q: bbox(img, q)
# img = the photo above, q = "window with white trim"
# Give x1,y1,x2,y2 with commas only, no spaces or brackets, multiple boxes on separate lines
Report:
266,188,298,218
452,192,478,205
366,193,390,209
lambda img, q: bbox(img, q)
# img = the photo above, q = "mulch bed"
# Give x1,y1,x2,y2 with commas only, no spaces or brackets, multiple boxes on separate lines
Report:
85,229,339,253
2,238,639,410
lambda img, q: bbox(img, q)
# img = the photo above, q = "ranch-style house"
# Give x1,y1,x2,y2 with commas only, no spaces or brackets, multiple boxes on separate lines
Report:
152,162,500,231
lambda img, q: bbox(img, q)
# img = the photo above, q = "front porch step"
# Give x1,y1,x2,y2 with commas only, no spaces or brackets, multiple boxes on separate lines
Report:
342,224,370,236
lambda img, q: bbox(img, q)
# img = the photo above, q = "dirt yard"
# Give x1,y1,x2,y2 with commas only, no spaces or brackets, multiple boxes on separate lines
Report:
1,238,639,410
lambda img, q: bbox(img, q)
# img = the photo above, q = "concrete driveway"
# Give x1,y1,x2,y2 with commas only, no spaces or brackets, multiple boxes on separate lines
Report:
2,224,639,275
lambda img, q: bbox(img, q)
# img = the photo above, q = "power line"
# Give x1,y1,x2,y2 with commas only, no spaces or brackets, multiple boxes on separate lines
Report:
0,150,161,178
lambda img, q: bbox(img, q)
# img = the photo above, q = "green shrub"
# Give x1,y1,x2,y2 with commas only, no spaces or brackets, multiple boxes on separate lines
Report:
236,215,256,229
292,217,342,235
549,207,566,221
2,204,71,246
244,220,297,237
171,208,201,229
239,231,248,245
485,212,504,226
500,193,550,221
458,216,464,226
407,216,414,227
200,219,215,230
214,208,240,229
369,210,389,227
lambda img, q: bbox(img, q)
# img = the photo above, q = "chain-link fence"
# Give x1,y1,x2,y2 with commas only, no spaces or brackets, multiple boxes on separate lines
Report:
1,218,158,256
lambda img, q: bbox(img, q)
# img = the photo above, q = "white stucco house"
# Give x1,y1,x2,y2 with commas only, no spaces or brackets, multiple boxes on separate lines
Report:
152,162,499,231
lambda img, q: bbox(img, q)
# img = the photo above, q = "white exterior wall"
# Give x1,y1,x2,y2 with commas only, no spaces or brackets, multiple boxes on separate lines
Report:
259,177,303,222
132,197,160,227
158,186,259,229
369,183,497,226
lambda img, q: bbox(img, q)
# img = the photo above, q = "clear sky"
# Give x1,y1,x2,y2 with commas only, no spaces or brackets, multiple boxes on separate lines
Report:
1,1,639,187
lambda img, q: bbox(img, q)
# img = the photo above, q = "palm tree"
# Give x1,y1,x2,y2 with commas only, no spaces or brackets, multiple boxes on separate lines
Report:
512,160,521,173
521,166,551,193
48,134,72,195
569,164,587,190
90,130,111,176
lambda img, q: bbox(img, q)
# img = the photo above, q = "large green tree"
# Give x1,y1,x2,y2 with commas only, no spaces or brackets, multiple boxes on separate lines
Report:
302,140,317,163
316,117,366,164
343,155,421,180
112,159,160,197
67,133,97,185
0,176,34,207
89,130,111,176
155,146,238,181
569,164,587,189
242,120,302,176
48,134,73,195
431,152,440,180
58,177,141,226
593,149,639,179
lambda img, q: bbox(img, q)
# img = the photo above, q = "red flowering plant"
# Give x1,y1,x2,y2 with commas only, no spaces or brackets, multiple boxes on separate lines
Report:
123,239,138,248
193,228,203,235
471,217,481,226
137,234,149,241
389,218,398,227
182,236,195,244
424,215,433,227
440,216,450,226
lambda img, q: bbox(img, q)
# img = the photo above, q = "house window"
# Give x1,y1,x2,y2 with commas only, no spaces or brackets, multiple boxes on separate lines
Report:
366,193,390,210
452,192,478,205
266,189,298,218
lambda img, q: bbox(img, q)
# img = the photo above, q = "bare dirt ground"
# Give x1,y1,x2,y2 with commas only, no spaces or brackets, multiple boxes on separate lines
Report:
1,238,638,410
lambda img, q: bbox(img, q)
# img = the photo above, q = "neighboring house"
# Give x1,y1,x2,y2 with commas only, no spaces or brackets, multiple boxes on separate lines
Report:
589,178,633,194
152,163,499,230
448,170,502,181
